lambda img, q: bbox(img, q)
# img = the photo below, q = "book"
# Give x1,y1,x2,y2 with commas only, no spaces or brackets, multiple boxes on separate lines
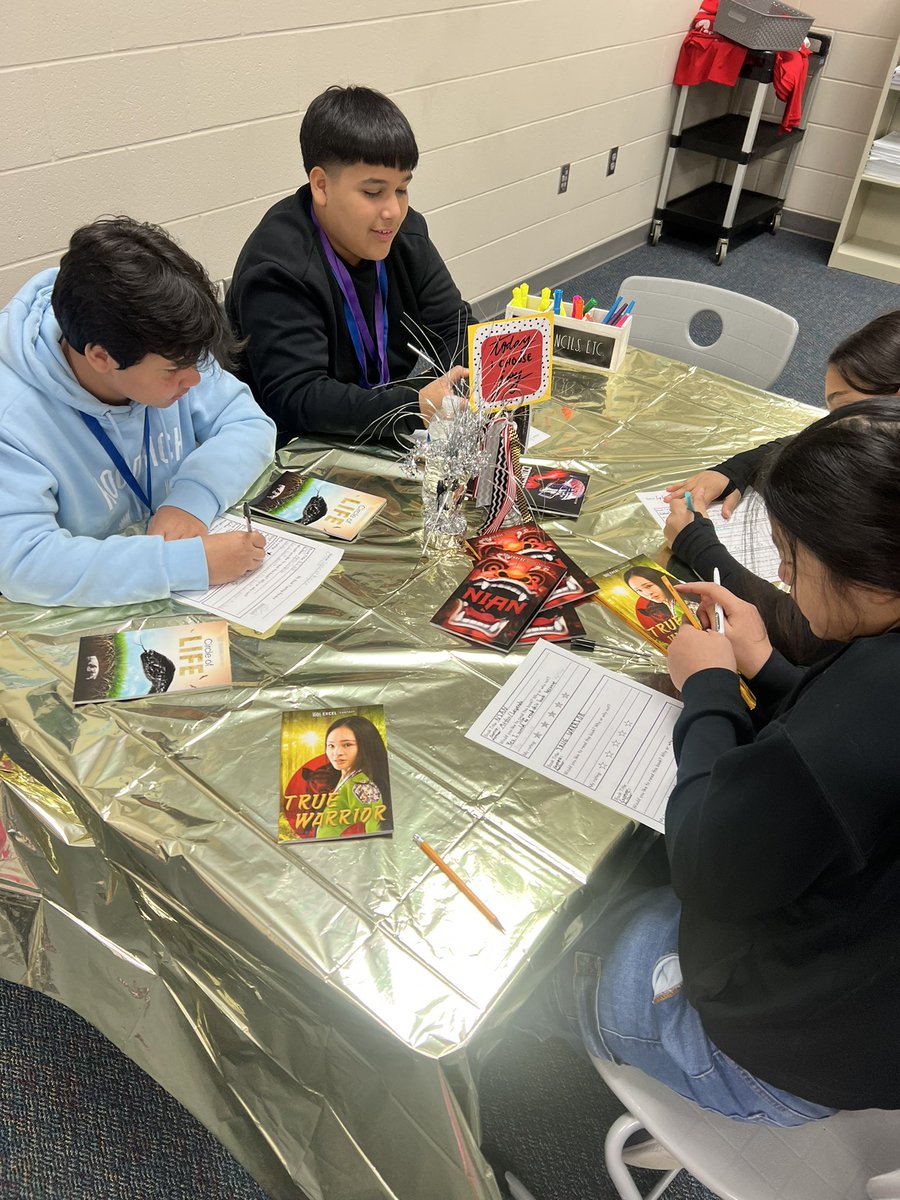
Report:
518,604,586,644
466,523,598,610
593,555,701,654
431,549,566,652
250,471,386,541
522,466,590,518
279,706,393,842
73,621,232,704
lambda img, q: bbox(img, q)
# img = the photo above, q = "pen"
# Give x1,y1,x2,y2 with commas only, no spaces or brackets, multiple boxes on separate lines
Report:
571,637,655,662
665,575,756,708
615,299,635,327
243,501,254,534
414,833,505,933
712,567,726,634
602,296,623,325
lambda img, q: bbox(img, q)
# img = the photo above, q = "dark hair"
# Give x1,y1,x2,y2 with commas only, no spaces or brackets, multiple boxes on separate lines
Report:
325,715,392,804
759,397,900,597
299,85,419,176
623,565,672,594
52,216,241,370
828,311,900,397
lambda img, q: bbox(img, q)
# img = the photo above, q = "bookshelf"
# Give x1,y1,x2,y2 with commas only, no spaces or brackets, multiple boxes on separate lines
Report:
828,32,900,285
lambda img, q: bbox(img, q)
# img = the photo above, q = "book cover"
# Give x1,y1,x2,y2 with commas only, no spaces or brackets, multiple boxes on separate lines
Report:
593,555,701,653
518,604,586,644
73,622,232,704
280,706,393,843
250,471,386,541
431,549,566,652
522,466,590,518
466,523,598,610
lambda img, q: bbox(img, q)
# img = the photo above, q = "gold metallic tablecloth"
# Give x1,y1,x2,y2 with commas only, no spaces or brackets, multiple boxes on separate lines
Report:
0,351,817,1200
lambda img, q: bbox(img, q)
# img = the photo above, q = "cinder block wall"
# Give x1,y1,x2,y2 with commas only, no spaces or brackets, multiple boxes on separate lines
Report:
2,0,897,305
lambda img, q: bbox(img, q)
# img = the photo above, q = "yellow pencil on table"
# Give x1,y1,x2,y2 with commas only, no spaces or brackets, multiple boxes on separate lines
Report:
413,833,505,933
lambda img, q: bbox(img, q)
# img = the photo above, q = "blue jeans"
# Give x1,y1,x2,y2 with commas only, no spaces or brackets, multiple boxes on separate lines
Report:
518,886,836,1127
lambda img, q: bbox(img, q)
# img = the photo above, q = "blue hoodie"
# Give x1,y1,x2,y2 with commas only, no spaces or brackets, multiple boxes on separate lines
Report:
0,268,276,607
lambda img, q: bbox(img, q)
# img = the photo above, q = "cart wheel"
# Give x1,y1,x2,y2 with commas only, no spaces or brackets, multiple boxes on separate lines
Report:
769,211,782,235
714,239,728,265
649,220,662,247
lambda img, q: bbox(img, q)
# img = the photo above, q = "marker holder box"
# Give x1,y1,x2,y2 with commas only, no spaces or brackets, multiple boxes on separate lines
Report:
504,297,631,373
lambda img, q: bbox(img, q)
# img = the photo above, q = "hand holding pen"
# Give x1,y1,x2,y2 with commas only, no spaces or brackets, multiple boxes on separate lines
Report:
670,580,769,697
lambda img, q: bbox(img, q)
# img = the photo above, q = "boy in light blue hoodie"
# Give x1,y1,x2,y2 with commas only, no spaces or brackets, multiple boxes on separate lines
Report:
0,217,276,607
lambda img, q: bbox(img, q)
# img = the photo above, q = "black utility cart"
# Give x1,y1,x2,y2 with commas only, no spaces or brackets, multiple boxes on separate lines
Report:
650,27,831,264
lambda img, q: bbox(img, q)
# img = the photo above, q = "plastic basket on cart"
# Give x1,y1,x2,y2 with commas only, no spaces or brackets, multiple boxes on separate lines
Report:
714,0,813,51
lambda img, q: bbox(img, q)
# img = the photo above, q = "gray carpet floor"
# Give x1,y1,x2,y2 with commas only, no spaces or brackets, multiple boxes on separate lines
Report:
1,227,897,1200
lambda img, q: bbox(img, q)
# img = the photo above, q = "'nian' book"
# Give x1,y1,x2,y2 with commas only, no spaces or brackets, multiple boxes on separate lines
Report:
431,549,566,652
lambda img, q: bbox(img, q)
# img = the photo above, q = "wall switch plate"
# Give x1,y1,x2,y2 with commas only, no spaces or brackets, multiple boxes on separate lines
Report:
558,163,570,194
607,147,619,176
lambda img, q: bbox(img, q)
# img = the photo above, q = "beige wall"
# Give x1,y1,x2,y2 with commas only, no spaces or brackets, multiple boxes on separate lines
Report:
2,0,898,307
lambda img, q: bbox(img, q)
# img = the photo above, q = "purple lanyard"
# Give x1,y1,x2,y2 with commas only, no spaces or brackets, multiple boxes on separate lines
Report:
310,205,390,389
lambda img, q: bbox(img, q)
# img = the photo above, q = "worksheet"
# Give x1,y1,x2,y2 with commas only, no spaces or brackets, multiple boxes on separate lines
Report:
466,640,682,832
173,514,343,633
636,489,782,583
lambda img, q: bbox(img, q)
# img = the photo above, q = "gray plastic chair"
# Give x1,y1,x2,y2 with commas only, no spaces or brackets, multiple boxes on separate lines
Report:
592,1057,900,1200
618,276,799,391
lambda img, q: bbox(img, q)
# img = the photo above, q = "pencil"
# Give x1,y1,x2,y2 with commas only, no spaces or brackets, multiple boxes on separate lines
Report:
664,575,756,708
413,833,505,933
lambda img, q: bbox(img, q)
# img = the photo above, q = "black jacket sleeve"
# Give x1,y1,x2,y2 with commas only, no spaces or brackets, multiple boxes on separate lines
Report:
666,668,842,919
714,438,787,495
230,258,422,443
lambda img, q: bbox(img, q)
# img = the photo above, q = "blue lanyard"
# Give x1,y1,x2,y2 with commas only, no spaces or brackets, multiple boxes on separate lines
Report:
80,407,153,514
310,205,390,389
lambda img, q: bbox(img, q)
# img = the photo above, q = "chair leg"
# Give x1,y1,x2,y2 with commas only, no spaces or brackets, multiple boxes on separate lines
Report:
505,1170,540,1200
605,1114,681,1200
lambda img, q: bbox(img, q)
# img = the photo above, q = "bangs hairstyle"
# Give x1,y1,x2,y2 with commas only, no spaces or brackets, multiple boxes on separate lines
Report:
828,310,900,396
300,85,419,175
759,397,900,595
52,216,241,371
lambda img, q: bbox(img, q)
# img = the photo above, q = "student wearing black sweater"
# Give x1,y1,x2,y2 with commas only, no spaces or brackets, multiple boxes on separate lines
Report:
661,311,900,665
226,85,471,445
529,399,900,1123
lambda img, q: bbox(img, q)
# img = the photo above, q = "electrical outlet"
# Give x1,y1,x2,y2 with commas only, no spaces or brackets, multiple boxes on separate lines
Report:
558,163,570,194
607,146,619,176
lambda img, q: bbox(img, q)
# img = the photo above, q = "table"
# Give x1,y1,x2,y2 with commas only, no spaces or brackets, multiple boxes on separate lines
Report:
0,350,817,1200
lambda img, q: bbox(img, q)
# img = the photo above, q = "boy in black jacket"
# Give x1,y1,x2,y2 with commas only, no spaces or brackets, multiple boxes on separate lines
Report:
226,85,471,444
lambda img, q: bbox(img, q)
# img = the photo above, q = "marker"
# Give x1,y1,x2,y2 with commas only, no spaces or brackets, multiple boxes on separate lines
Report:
552,288,563,315
712,567,726,635
602,295,623,325
571,295,584,320
414,833,505,933
685,491,695,513
539,287,552,312
614,299,635,327
583,297,599,316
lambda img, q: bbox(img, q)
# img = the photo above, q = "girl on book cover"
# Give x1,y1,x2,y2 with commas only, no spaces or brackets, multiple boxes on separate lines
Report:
623,565,687,646
320,715,393,839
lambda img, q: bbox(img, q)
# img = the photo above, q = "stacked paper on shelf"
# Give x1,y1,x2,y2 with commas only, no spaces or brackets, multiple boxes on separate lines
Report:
866,132,900,182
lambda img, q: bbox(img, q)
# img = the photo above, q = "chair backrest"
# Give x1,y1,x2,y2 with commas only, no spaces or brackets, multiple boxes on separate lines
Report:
619,275,799,391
